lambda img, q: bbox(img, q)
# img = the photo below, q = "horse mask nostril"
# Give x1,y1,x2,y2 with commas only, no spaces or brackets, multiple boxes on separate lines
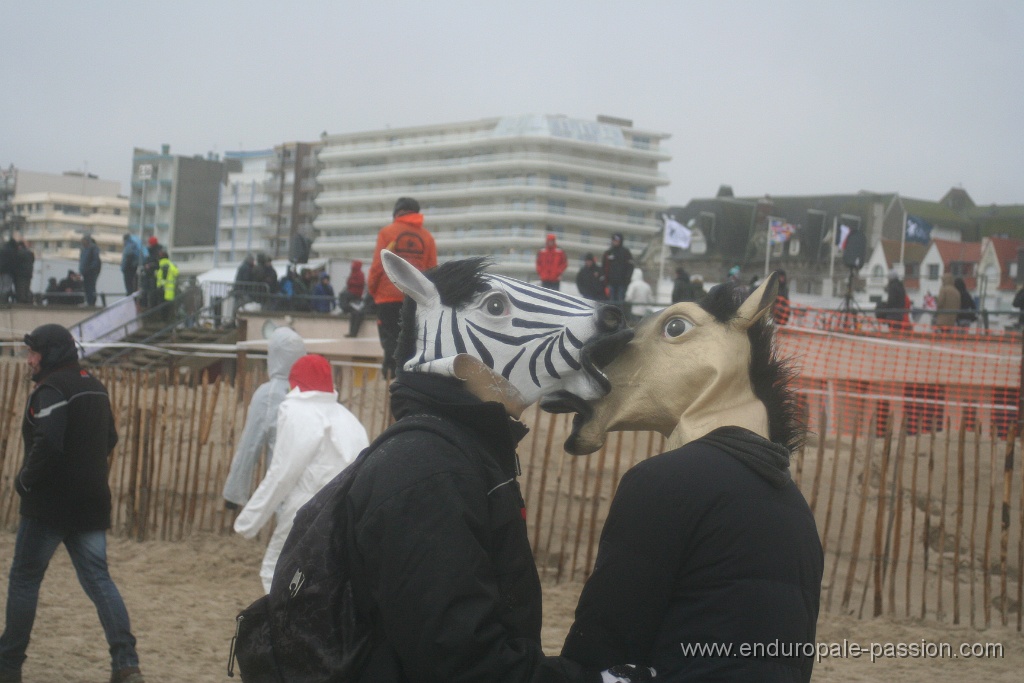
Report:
597,305,623,333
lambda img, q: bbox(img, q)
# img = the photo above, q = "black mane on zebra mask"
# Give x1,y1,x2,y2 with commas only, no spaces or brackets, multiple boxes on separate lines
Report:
384,250,632,417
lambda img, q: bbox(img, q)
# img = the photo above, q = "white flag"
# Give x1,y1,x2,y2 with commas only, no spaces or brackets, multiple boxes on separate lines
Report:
663,215,692,250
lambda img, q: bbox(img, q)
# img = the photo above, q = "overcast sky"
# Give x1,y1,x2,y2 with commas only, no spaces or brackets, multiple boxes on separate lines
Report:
3,1,1023,206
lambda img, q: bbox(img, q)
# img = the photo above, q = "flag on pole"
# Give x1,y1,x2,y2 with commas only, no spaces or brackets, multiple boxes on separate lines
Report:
768,218,795,244
663,214,692,249
835,223,852,250
905,214,933,244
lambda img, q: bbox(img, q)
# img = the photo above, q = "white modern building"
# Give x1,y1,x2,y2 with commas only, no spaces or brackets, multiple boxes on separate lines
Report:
313,114,671,280
213,149,276,265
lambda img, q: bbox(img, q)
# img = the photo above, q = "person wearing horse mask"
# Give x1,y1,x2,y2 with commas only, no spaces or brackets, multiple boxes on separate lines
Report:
561,275,823,682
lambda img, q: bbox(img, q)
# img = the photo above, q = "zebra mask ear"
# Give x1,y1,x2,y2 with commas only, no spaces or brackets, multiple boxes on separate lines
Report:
381,249,438,306
735,272,778,330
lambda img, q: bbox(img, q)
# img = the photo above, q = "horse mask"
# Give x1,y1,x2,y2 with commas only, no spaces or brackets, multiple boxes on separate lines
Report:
563,273,804,455
382,250,632,418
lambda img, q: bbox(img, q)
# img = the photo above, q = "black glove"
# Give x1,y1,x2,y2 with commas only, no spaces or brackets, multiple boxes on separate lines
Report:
601,664,656,682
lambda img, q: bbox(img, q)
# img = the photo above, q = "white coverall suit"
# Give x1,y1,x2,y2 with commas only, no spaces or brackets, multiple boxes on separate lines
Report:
233,385,369,592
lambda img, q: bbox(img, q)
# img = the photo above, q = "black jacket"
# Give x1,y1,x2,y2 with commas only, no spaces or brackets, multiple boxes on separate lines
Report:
15,243,34,280
563,427,822,682
0,239,17,276
601,245,634,287
18,361,119,532
575,264,606,300
346,372,596,683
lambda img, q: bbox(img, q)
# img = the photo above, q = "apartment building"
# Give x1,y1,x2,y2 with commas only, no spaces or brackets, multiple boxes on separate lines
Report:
129,145,226,273
265,141,322,261
4,169,127,263
313,114,671,280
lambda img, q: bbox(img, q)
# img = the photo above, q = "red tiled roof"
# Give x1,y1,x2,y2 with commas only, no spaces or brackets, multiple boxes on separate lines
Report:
879,239,928,267
932,238,981,264
987,236,1024,291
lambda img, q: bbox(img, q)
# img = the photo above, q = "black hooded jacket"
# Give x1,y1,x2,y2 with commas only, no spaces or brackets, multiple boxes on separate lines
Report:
345,372,598,683
18,325,118,532
562,426,822,683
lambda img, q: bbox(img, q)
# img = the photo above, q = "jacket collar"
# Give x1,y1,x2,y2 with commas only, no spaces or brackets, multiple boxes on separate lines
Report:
390,372,529,473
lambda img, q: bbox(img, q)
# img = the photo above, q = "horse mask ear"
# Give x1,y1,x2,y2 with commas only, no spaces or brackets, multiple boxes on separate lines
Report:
381,249,438,306
735,272,779,330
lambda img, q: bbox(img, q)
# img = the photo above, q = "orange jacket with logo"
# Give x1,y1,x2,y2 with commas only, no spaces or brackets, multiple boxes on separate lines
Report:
367,214,438,304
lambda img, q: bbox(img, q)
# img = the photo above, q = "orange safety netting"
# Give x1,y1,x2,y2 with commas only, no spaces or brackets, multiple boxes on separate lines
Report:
775,305,1022,440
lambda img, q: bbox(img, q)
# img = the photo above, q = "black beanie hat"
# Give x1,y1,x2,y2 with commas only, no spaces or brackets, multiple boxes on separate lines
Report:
393,197,420,217
24,324,79,377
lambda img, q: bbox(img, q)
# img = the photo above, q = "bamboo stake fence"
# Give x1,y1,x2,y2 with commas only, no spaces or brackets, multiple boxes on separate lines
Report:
0,358,1022,629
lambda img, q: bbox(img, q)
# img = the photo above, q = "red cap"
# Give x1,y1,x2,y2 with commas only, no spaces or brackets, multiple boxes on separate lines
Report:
148,236,158,246
288,354,334,392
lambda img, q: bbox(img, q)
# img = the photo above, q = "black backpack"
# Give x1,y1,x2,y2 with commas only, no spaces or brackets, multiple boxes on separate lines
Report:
228,414,477,682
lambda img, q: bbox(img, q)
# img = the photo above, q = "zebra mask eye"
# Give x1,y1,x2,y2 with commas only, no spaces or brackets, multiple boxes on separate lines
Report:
483,293,509,317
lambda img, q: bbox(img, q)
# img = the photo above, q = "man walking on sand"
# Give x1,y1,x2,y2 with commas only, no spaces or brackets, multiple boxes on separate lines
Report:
0,324,145,683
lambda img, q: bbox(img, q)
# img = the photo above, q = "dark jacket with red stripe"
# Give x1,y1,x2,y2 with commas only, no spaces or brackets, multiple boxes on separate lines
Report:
345,372,597,683
18,361,118,532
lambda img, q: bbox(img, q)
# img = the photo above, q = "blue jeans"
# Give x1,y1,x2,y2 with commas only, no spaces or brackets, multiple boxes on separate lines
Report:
608,284,627,305
0,517,139,673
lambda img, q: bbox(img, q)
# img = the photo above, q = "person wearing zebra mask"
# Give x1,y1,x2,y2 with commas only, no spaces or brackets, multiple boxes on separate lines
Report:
258,251,652,683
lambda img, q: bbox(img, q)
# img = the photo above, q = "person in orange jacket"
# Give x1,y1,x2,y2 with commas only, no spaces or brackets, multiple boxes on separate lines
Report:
367,197,437,378
535,233,568,290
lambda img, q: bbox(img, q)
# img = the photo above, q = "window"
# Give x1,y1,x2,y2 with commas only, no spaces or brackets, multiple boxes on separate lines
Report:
629,185,647,200
627,209,644,225
548,199,566,214
950,261,973,277
689,229,707,255
928,264,939,280
583,179,594,193
905,263,919,278
549,174,568,188
872,265,884,278
1011,262,1019,279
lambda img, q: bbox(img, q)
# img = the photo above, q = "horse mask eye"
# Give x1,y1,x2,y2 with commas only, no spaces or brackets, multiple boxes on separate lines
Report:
664,317,692,338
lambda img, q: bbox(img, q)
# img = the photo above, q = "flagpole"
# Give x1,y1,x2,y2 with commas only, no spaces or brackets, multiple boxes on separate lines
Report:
828,215,836,299
764,217,773,278
658,215,667,301
658,239,667,301
899,209,907,274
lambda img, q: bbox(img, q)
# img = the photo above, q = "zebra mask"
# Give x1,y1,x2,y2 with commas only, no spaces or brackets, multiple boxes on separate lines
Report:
382,250,632,418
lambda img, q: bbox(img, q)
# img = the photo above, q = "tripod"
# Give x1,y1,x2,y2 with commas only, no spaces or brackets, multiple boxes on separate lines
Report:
836,267,862,331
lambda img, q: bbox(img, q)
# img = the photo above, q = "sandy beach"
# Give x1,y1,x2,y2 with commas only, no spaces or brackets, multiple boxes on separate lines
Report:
1,529,1021,682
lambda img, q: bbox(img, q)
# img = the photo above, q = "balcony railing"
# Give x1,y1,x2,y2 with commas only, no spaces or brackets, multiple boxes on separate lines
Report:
314,226,647,253
317,150,668,183
315,203,663,231
315,177,665,206
319,128,667,159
